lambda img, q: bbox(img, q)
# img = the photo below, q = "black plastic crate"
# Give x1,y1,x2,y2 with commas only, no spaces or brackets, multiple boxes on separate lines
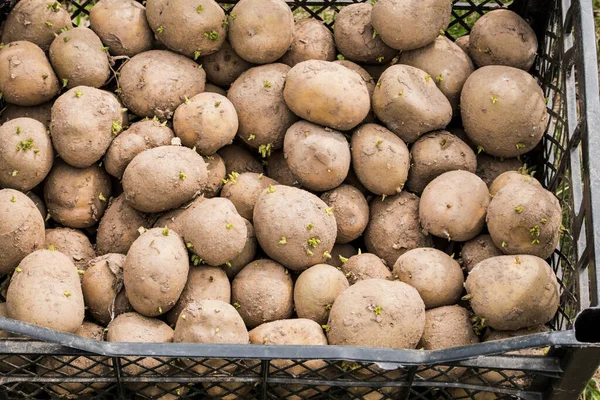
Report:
0,0,599,399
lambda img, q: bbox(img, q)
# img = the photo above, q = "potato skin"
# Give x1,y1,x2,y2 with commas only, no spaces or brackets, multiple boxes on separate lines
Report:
282,19,336,67
266,151,299,187
455,35,470,53
460,234,502,273
221,218,258,279
0,189,45,275
333,60,376,97
218,144,264,176
1,101,53,127
476,154,523,187
202,154,227,198
342,253,391,284
221,172,278,221
465,255,560,330
284,60,371,131
320,185,369,244
202,41,254,88
325,243,358,269
489,170,542,196
7,250,84,333
45,228,95,272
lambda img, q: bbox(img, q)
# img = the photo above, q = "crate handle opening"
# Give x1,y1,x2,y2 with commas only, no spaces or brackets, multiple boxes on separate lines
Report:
574,307,600,343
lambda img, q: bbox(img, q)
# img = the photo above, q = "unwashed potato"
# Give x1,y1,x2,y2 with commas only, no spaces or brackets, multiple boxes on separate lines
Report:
460,234,502,273
284,60,370,131
0,118,53,191
325,243,358,269
231,259,294,329
407,130,477,194
393,248,464,309
45,228,95,272
294,264,349,325
461,66,548,157
0,41,60,106
204,83,227,96
221,172,278,220
118,50,206,119
469,9,537,71
218,144,264,175
51,86,126,168
419,171,489,242
202,41,254,88
228,0,294,64
228,64,296,149
342,253,391,284
44,162,112,229
202,154,227,198
0,189,45,275
371,0,451,51
1,101,53,127
266,151,299,187
282,18,336,67
465,255,560,330
333,3,397,64
253,185,337,270
284,120,351,191
476,154,523,187
372,64,452,143
333,60,376,97
7,249,84,333
26,191,47,225
489,170,542,196
320,185,369,244
351,123,410,195
455,35,470,53
327,279,426,348
89,0,153,57
221,219,258,279
146,0,226,58
122,146,207,213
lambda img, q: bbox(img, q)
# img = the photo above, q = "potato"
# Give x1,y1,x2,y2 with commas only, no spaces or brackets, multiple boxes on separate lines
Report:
476,154,523,187
201,41,254,88
486,182,561,259
371,0,451,50
1,0,72,51
44,162,112,229
351,123,410,195
153,208,186,235
222,219,258,279
104,119,175,179
122,146,207,213
489,170,542,196
393,248,464,309
202,154,227,198
166,266,231,326
294,264,349,325
228,0,294,64
284,120,351,191
1,101,52,127
284,60,370,131
119,50,206,119
461,66,548,157
124,228,189,317
0,189,45,275
265,151,299,187
327,279,426,348
204,83,227,96
343,168,369,196
282,18,336,67
0,41,60,106
90,0,153,57
146,0,226,59
173,93,238,155
0,118,53,191
231,259,294,328
372,64,452,143
342,253,391,284
419,171,489,242
399,35,474,111
465,255,560,330
455,35,470,53
228,64,296,149
221,172,278,220
218,144,264,175
7,249,84,333
364,191,432,266
325,243,358,269
407,130,477,194
26,191,47,224
333,3,397,64
253,185,337,270
333,60,376,97
461,235,502,273
320,185,369,243
45,228,95,272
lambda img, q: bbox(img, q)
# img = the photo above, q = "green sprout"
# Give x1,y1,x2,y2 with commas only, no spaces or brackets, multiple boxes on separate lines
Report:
530,225,541,244
279,237,287,245
376,56,384,63
375,140,382,149
306,223,314,230
439,29,445,35
191,255,203,265
11,170,18,177
194,50,201,60
306,249,313,256
45,213,51,222
372,305,382,315
15,267,22,273
204,30,219,40
490,95,499,104
9,195,16,203
222,19,229,27
60,26,70,33
48,244,55,251
226,223,233,230
157,26,164,34
267,184,276,194
74,89,83,98
258,173,264,179
337,54,345,60
425,75,432,82
15,126,21,135
98,192,106,202
515,143,526,150
307,237,321,248
197,64,203,69
101,46,109,51
501,241,507,248
225,261,232,268
186,242,194,248
514,205,523,214
339,255,348,264
541,217,548,224
372,29,378,39
264,81,271,88
197,5,204,13
398,89,403,96
325,206,334,216
258,143,272,158
471,316,487,335
214,101,221,107
158,306,163,314
47,2,61,11
248,134,256,141
17,137,34,151
162,226,169,236
514,256,521,264
323,251,332,259
325,304,332,310
33,149,40,154
440,138,447,147
436,73,443,83
376,81,381,88
382,194,387,201
321,325,331,332
477,145,484,154
179,172,187,181
112,120,122,135
77,269,85,275
233,302,241,309
230,13,237,19
42,73,48,80
461,294,473,301
63,36,70,43
64,291,71,297
45,21,53,27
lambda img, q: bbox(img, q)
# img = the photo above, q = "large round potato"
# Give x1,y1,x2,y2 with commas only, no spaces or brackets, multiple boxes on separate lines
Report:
201,41,254,88
45,228,96,272
282,18,336,67
460,234,502,273
284,60,370,131
1,101,53,127
202,154,227,198
342,253,391,284
320,185,369,244
221,172,278,221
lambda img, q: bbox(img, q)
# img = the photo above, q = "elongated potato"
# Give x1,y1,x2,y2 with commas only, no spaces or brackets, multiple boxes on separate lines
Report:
282,18,336,67
45,228,95,272
320,185,369,244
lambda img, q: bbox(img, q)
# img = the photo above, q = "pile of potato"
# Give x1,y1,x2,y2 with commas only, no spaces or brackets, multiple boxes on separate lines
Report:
0,0,561,397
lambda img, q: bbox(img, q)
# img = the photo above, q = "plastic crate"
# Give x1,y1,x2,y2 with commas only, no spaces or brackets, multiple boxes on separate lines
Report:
0,0,599,399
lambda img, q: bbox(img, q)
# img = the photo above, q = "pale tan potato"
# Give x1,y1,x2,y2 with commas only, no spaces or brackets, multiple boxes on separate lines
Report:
325,243,358,269
218,144,264,176
476,154,523,187
320,185,369,244
489,170,542,196
221,172,278,220
1,101,53,127
265,151,300,187
282,18,336,67
202,41,254,88
45,228,95,272
333,60,377,97
460,234,502,273
341,253,391,284
455,35,470,54
153,208,186,235
202,154,227,198
221,219,258,279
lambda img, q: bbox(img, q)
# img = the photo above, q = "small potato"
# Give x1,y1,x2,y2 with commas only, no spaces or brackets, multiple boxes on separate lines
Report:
0,118,53,191
221,172,278,220
476,154,523,187
26,191,47,224
351,123,410,195
122,146,207,213
218,144,264,175
372,64,452,143
221,218,258,279
419,171,489,242
202,41,254,88
284,120,351,191
0,41,60,106
44,162,112,229
7,250,84,333
1,101,53,127
266,151,299,187
228,0,294,64
90,0,153,57
119,50,206,119
282,18,336,67
393,248,464,309
342,253,391,284
284,60,370,131
325,243,358,269
253,185,337,271
232,259,294,328
202,154,227,198
320,185,369,244
489,170,542,196
45,228,95,272
124,228,189,317
365,191,432,266
204,83,227,96
173,93,238,155
333,60,376,97
460,234,502,273
455,35,470,53
465,255,560,330
333,3,397,64
294,264,349,325
407,130,477,194
0,189,45,275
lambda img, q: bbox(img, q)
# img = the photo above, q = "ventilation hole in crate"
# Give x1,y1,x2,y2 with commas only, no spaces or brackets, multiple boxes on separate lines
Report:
574,307,600,342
